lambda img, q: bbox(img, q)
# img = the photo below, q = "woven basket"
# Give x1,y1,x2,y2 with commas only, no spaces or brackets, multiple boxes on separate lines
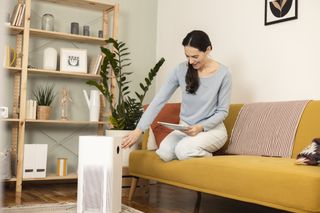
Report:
37,106,52,120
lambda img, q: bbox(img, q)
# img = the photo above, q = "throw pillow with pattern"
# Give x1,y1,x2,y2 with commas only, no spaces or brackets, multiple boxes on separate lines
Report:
296,138,320,166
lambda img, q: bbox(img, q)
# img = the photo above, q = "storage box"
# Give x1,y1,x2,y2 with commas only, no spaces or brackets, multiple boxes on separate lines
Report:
78,136,122,213
23,144,48,178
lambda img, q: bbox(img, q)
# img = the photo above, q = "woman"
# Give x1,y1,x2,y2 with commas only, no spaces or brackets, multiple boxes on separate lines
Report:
122,30,232,162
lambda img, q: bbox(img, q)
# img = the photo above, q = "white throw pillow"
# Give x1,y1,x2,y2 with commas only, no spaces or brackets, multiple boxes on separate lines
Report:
147,128,158,150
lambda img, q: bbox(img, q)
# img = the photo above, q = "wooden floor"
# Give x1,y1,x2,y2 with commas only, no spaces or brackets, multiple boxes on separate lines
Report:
2,182,288,213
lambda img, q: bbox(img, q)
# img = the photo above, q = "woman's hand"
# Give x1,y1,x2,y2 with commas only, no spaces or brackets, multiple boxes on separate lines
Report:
122,128,143,148
183,124,204,136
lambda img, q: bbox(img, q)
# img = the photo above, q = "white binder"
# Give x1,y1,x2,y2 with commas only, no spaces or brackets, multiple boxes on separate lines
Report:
23,144,48,178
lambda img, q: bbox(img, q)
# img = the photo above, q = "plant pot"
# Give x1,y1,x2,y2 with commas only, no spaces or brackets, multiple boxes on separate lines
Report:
105,130,141,167
37,106,52,120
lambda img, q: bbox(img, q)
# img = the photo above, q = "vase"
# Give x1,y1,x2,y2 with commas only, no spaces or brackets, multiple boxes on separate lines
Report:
83,25,90,36
41,14,54,31
105,130,141,167
43,47,57,70
70,22,79,34
98,30,103,38
37,106,52,120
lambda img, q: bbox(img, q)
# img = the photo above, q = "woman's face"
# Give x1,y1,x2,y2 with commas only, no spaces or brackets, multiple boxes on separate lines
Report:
184,46,209,70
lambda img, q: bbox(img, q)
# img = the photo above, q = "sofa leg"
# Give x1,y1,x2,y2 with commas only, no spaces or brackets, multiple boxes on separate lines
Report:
128,177,139,201
194,191,202,212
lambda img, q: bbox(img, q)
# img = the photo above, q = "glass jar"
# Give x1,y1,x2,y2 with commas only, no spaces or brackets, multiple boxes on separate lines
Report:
41,13,54,31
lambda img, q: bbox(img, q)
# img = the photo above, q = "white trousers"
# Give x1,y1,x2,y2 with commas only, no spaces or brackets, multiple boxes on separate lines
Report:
155,122,227,162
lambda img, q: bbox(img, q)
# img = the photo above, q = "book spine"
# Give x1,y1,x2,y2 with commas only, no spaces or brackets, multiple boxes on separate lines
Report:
11,4,22,26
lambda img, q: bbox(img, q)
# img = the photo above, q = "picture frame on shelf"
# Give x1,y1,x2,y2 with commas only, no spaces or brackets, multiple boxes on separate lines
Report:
264,0,298,25
60,48,87,73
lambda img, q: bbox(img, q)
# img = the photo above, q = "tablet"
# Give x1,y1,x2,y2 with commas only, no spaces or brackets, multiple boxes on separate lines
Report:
157,121,188,131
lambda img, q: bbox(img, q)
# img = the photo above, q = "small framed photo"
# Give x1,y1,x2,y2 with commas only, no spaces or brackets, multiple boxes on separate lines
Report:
60,48,87,73
265,0,298,26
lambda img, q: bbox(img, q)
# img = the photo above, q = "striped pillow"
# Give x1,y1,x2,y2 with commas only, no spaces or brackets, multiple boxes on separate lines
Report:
226,101,309,158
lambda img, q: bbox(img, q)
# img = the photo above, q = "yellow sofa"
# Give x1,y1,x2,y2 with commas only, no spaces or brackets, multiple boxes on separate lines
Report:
129,101,320,213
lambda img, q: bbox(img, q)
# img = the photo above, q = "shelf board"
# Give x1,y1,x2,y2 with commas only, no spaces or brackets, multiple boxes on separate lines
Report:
28,68,101,79
5,66,22,73
26,119,106,125
7,25,24,35
38,0,114,11
5,174,78,182
1,118,20,123
30,28,106,44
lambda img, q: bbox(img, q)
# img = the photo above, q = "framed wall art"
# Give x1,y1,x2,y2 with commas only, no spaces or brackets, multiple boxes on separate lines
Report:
265,0,298,25
60,48,87,73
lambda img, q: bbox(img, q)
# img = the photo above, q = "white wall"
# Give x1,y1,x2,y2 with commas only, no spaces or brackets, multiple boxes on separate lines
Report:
156,0,320,103
108,0,159,104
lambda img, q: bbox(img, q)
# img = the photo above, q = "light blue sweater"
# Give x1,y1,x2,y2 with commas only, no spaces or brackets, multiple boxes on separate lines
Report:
137,61,232,132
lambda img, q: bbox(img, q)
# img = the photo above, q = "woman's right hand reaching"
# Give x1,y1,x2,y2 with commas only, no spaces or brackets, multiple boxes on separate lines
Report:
121,128,143,148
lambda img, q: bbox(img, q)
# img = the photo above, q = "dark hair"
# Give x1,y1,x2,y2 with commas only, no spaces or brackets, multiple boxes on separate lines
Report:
182,30,212,94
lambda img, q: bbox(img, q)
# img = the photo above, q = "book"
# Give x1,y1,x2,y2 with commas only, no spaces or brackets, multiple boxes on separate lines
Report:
93,54,103,75
26,100,37,119
16,3,26,27
157,121,189,131
10,3,21,26
89,54,102,74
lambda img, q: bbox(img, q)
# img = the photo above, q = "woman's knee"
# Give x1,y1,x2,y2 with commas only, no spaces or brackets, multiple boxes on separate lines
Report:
156,148,176,162
174,143,193,160
175,142,212,160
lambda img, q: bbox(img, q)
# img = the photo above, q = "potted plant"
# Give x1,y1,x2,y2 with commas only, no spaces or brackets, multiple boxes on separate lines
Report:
33,84,56,120
87,38,165,130
87,38,165,166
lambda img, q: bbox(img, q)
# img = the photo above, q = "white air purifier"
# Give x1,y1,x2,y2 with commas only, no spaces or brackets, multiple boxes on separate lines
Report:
77,136,122,213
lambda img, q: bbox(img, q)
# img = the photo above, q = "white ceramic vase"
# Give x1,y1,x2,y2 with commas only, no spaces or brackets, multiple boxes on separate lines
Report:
43,47,57,70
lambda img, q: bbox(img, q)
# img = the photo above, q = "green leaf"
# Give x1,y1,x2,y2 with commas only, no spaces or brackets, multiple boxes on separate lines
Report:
139,83,145,91
145,78,151,86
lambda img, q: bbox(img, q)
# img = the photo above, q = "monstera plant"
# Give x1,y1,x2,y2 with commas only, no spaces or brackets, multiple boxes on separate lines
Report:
87,38,165,130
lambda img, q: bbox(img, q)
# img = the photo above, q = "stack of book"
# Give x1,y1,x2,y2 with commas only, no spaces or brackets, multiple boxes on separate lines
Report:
10,3,26,27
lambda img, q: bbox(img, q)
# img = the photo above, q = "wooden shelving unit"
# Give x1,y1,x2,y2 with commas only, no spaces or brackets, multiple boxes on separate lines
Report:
6,0,119,193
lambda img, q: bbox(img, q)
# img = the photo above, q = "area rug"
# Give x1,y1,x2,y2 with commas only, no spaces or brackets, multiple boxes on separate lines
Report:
2,203,143,213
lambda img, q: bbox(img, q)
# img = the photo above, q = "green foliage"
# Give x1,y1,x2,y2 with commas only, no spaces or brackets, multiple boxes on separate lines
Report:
87,38,165,130
33,84,56,106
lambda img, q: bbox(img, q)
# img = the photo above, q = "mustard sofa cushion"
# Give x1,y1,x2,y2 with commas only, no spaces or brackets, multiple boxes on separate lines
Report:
129,151,320,213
